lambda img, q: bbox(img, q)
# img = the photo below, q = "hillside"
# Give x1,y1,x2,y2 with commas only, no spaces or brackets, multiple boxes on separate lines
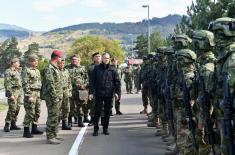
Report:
16,14,181,57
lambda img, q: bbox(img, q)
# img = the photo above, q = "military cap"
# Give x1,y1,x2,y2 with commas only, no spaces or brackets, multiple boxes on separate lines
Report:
11,57,20,63
52,50,64,57
28,54,38,61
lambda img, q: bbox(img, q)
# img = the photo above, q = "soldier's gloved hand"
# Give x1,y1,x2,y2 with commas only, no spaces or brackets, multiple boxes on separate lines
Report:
9,96,15,101
28,96,34,103
89,94,93,100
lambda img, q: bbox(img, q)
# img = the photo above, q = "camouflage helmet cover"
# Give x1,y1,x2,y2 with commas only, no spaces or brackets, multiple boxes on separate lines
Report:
192,30,215,50
177,49,197,61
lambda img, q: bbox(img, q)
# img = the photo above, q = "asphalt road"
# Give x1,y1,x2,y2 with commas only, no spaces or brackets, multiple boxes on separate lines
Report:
0,87,167,155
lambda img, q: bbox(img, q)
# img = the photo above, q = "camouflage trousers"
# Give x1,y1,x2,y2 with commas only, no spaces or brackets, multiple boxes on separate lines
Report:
23,91,41,127
5,89,21,123
61,95,70,121
45,97,62,139
141,86,149,109
124,79,133,93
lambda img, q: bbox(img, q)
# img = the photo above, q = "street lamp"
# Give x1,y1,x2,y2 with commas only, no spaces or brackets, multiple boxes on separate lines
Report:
142,4,150,54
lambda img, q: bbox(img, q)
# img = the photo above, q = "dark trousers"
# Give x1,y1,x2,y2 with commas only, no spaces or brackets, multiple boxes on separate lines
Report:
94,96,112,131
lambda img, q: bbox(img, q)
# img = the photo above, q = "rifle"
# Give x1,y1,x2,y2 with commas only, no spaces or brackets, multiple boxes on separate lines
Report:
222,73,235,155
199,76,216,155
182,72,198,151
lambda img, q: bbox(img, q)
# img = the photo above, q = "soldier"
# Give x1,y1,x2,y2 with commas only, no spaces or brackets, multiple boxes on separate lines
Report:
3,57,22,132
139,56,149,114
59,59,72,130
66,55,88,127
22,54,43,138
192,30,216,155
133,64,141,94
208,17,235,155
42,50,64,144
123,63,133,94
111,58,123,115
87,52,101,126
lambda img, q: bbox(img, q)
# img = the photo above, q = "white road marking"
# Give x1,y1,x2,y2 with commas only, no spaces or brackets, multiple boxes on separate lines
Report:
68,123,88,155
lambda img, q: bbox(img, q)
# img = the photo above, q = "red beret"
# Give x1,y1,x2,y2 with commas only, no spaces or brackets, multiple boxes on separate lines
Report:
52,50,64,57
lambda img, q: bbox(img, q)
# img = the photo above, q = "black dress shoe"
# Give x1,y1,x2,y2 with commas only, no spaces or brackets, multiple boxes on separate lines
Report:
103,130,109,135
116,111,123,115
93,131,98,136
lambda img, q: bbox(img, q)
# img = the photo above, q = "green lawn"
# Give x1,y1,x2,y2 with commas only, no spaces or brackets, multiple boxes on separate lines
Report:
0,103,8,112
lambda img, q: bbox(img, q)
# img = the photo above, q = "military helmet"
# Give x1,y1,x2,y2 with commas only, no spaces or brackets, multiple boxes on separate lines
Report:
172,34,192,49
177,49,197,63
28,54,39,61
192,30,215,50
208,17,235,37
147,52,155,60
143,56,148,61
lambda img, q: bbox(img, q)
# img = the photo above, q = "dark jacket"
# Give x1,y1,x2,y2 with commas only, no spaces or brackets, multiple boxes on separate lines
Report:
89,63,121,97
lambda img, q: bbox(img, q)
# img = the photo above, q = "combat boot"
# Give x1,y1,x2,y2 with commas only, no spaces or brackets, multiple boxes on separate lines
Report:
23,127,33,138
116,111,123,115
62,120,72,130
78,116,85,127
165,146,179,155
140,108,147,114
103,129,110,135
46,138,61,144
88,117,94,126
10,121,21,130
3,122,10,132
68,117,72,127
31,124,43,134
83,116,90,123
74,116,78,124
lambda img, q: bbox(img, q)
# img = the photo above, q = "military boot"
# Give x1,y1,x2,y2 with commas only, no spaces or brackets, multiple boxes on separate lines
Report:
62,120,72,130
103,129,110,135
46,138,61,144
78,116,85,127
31,124,43,134
88,117,94,126
74,116,78,124
3,122,10,132
10,121,21,130
83,116,90,123
23,127,33,138
68,117,72,127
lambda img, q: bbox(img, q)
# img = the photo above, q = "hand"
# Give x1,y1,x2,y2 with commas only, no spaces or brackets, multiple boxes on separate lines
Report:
114,93,119,101
9,96,15,101
89,94,93,100
28,96,34,103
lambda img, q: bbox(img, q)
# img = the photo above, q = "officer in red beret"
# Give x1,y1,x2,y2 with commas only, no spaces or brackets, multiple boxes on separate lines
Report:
42,50,65,144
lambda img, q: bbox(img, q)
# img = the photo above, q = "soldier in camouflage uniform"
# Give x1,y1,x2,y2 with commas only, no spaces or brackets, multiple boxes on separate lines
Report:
208,17,235,155
139,56,149,114
3,57,22,132
43,50,64,144
66,55,88,127
22,54,43,138
165,34,196,155
133,64,141,94
59,59,72,130
123,64,133,94
87,52,101,126
192,30,216,155
111,58,123,115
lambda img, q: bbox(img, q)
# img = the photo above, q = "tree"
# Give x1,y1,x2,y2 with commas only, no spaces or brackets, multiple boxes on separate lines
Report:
68,36,125,65
0,37,21,72
23,42,40,67
133,34,148,58
150,32,165,53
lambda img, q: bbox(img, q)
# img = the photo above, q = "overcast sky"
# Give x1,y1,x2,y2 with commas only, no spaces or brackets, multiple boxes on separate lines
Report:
0,0,193,31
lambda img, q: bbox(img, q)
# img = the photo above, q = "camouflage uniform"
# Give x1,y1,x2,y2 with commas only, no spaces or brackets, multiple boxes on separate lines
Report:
123,66,133,94
22,55,43,137
4,58,22,132
209,17,235,155
192,30,216,155
133,65,141,93
66,63,88,127
43,62,63,140
60,67,72,128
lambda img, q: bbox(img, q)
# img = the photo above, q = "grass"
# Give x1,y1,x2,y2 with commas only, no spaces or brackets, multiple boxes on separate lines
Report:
0,102,8,112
